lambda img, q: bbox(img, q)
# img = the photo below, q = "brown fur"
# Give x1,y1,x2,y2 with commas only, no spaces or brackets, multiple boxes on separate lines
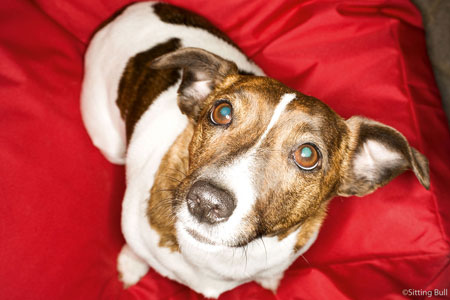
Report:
153,3,240,50
151,48,239,120
117,38,181,141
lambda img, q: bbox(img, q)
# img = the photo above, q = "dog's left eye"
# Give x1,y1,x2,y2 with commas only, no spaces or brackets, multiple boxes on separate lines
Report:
293,143,320,170
210,101,233,126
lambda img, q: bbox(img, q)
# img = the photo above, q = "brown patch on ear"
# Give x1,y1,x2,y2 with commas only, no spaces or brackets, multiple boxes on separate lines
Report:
153,3,240,50
338,116,430,196
151,48,238,121
410,147,430,187
147,124,194,252
116,38,181,141
237,69,256,76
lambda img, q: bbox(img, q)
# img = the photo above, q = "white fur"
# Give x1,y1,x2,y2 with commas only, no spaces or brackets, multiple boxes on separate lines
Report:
117,244,150,287
353,139,402,180
185,80,213,101
255,93,296,148
82,2,318,297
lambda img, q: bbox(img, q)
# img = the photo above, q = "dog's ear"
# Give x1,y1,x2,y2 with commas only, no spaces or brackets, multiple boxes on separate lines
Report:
337,116,430,197
150,47,238,120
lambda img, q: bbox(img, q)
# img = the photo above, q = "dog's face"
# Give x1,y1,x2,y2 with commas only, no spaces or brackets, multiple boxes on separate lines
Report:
151,48,429,249
172,76,348,247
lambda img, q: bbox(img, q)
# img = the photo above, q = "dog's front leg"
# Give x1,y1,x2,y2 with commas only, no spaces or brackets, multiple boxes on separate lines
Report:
117,243,149,288
255,273,284,293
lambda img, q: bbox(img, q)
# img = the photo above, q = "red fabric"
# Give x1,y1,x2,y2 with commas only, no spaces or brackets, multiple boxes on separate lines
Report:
1,0,449,299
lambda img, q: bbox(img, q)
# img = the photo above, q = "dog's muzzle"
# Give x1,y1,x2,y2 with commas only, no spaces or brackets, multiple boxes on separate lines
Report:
186,180,236,224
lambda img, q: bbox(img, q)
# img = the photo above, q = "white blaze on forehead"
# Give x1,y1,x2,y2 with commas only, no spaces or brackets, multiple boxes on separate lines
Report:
254,93,297,149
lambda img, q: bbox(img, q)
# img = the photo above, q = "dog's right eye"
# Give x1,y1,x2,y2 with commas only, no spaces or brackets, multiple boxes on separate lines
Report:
210,101,233,126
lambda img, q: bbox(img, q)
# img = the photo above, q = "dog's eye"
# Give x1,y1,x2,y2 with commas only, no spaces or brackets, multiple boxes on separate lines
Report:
210,101,232,126
293,144,320,170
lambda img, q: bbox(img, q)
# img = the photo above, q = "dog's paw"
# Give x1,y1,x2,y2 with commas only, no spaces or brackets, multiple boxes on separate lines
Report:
117,244,149,288
255,273,283,293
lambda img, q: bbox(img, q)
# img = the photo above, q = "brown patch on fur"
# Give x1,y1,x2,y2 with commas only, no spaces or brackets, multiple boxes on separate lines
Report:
153,3,240,50
147,124,194,252
293,202,328,251
117,38,181,141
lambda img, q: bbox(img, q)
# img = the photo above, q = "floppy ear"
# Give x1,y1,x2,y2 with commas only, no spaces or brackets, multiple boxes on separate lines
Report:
338,116,430,197
150,47,238,120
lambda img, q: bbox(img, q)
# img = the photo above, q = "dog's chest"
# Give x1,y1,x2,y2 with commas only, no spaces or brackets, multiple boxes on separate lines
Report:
176,224,318,281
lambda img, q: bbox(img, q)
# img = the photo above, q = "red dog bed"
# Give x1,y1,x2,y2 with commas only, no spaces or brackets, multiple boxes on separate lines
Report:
1,0,449,299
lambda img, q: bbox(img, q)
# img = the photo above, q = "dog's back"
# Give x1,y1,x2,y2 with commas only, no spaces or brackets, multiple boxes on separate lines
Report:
81,2,263,164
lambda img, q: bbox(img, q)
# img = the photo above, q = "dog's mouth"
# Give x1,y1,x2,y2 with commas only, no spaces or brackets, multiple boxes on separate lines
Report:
177,212,259,248
184,227,217,245
183,226,257,248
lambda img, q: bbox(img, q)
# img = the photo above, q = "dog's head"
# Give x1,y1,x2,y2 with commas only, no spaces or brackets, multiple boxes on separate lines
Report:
151,48,429,248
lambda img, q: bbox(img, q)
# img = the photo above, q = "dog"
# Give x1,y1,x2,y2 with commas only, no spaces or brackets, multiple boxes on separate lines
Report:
81,2,430,298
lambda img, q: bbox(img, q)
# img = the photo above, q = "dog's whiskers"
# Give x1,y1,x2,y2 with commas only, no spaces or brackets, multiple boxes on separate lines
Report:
152,197,181,209
146,197,176,215
241,244,248,272
160,174,183,183
258,236,268,267
172,155,188,171
166,167,188,177
152,188,176,194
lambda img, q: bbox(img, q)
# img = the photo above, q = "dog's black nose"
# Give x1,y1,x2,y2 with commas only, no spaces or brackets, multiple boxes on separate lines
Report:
186,181,235,224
